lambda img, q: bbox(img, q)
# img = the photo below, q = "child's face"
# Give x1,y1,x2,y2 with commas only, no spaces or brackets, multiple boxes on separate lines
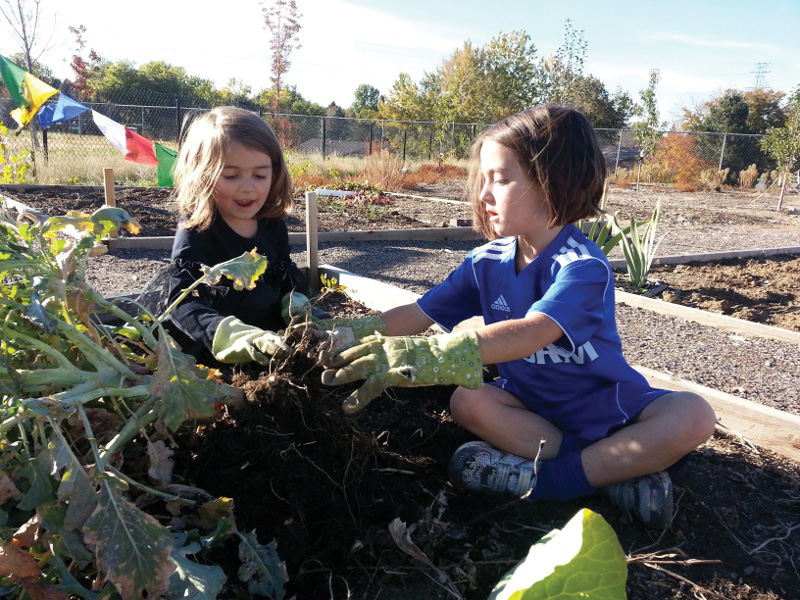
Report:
478,140,550,240
213,141,273,233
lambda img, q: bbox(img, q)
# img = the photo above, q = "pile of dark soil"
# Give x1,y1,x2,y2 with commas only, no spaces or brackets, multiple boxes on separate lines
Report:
174,292,800,600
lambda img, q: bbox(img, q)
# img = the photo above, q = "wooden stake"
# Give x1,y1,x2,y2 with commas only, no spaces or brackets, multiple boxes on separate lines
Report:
103,168,116,207
305,190,319,292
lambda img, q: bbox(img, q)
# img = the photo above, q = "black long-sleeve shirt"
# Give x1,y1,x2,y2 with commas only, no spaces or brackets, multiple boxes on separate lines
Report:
165,215,308,362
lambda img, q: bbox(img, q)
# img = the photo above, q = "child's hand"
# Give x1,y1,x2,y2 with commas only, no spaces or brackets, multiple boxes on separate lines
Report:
281,291,387,339
320,330,483,413
212,316,290,365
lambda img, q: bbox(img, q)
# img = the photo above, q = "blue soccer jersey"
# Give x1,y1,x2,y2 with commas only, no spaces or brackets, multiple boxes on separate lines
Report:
417,224,667,442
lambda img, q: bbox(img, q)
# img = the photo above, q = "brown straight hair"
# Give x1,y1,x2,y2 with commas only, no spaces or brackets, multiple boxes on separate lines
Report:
468,105,606,240
174,106,293,232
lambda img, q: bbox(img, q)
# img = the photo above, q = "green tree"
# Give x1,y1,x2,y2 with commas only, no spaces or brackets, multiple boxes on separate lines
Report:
482,30,540,119
377,73,430,121
761,86,800,207
254,84,324,115
683,88,787,134
570,76,632,128
683,88,786,177
350,83,380,119
632,69,665,158
219,78,253,105
379,30,539,124
538,19,587,106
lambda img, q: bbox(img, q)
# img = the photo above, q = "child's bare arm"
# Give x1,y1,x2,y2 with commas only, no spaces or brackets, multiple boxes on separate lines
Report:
474,313,563,365
380,303,434,336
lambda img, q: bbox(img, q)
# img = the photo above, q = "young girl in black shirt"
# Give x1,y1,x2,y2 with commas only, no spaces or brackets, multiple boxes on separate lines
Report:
165,106,308,366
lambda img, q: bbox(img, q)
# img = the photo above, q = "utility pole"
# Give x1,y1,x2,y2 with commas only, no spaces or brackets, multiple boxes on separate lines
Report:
751,62,770,89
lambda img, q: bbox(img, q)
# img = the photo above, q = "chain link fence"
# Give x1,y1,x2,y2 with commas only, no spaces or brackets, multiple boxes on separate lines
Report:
0,89,778,186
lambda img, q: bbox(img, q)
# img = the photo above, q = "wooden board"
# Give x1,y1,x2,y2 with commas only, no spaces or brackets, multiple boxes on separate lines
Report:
617,290,800,345
635,366,800,463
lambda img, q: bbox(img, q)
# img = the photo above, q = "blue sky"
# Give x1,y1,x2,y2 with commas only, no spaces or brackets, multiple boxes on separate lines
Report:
5,0,799,126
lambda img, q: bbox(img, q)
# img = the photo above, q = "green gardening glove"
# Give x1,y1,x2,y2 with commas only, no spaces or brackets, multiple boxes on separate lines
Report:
320,330,483,413
281,291,386,340
212,316,290,365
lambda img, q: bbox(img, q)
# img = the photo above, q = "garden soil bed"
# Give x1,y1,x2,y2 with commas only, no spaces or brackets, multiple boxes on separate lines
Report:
2,183,800,599
177,292,800,600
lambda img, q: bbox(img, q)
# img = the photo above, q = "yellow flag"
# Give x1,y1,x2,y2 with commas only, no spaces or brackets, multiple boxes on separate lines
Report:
10,72,58,126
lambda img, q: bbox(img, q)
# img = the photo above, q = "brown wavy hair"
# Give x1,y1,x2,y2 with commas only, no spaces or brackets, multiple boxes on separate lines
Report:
174,106,293,231
468,105,606,240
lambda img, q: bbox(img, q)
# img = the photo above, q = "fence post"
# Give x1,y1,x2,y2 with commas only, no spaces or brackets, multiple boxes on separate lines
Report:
718,133,728,171
305,190,319,293
615,128,623,175
428,131,433,160
369,124,373,156
402,129,407,161
175,98,181,139
42,129,48,163
321,117,327,159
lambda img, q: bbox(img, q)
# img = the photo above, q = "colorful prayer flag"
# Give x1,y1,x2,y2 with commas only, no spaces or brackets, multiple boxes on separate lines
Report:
38,93,90,128
154,143,177,187
93,110,176,186
0,54,58,126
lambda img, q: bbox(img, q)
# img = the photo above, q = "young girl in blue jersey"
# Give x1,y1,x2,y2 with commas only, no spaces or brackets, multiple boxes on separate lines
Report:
313,105,717,528
163,106,308,367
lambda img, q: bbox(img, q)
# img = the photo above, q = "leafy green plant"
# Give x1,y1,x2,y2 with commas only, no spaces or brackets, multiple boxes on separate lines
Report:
611,200,663,290
0,207,288,599
489,509,627,600
575,212,649,257
760,86,800,208
0,124,31,184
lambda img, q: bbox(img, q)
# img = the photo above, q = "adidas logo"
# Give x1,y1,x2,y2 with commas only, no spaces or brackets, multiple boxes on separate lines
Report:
491,294,511,312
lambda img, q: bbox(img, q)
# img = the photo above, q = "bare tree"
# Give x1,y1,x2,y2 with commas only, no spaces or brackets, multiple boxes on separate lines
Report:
0,0,55,73
260,0,302,112
0,0,57,173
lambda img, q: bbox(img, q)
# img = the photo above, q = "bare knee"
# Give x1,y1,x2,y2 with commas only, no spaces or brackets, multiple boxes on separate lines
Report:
667,392,717,449
449,386,483,429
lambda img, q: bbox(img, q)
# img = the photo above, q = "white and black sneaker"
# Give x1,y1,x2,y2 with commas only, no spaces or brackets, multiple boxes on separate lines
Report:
449,441,537,497
602,471,674,529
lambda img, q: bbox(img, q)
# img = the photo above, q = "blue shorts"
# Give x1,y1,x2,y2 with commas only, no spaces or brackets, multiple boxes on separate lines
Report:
489,380,671,455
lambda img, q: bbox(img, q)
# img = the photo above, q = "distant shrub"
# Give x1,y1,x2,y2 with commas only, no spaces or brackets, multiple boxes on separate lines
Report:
361,150,406,191
738,164,758,188
700,167,730,191
653,133,715,185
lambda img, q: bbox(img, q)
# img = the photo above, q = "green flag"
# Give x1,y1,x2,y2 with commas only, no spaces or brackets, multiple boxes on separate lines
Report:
154,143,177,187
0,54,28,108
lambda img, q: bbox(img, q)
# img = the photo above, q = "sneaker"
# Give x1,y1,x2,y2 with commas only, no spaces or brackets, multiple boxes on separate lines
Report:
449,441,537,497
602,471,673,529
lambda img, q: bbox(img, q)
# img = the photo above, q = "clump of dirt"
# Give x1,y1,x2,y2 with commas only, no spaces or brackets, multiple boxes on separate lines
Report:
173,292,800,600
646,254,800,332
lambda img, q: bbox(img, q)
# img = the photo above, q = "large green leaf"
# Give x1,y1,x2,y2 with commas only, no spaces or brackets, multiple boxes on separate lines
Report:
16,450,54,511
200,249,268,291
83,479,176,599
167,541,227,599
237,530,288,599
150,335,242,432
489,509,627,600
